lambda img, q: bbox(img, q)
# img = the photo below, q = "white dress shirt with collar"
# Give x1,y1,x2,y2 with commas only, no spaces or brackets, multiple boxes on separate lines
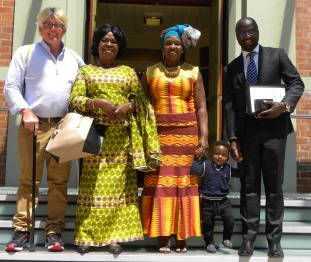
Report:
4,40,85,117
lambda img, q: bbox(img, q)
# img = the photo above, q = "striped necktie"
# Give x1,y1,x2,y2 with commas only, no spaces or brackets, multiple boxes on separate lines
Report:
246,51,258,84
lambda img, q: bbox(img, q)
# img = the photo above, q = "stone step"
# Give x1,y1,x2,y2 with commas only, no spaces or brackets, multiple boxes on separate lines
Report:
1,218,311,234
1,187,311,251
0,244,311,262
2,206,310,222
1,189,311,223
1,220,311,249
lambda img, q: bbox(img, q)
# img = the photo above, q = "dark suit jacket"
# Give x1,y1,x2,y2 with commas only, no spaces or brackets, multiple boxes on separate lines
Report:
223,45,305,142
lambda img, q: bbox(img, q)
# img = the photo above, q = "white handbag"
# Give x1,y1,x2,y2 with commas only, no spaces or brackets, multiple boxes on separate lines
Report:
46,112,103,163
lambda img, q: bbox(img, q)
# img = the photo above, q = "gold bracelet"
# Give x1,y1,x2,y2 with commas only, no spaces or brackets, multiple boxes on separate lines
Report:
92,99,96,110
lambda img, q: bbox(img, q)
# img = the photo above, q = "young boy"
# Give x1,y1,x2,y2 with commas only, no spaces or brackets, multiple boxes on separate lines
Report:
191,140,243,253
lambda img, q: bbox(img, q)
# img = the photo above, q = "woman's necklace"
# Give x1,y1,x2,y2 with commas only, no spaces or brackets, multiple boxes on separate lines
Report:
96,59,116,69
162,63,181,78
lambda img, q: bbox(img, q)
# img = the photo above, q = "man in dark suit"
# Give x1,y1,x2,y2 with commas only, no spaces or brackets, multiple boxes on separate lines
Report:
223,17,304,257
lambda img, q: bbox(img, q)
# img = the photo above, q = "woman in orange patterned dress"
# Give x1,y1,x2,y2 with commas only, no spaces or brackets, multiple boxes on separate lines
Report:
140,24,209,253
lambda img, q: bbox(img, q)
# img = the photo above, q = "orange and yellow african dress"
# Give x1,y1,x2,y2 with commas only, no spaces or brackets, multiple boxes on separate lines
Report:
140,62,201,240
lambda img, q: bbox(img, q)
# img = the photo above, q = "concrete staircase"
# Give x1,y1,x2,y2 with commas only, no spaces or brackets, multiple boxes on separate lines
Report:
0,187,311,262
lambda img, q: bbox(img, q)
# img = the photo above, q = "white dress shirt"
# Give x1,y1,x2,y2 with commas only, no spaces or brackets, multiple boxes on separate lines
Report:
4,40,85,117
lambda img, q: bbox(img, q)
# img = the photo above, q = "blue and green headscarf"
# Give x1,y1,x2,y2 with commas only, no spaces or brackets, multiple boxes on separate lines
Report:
160,24,201,50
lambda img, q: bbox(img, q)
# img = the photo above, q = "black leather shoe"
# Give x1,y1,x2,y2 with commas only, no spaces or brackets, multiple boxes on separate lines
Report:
77,245,90,253
268,242,284,257
238,240,254,256
109,243,122,254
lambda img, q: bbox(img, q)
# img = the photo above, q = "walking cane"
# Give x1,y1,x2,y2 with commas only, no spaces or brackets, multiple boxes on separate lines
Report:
29,130,37,252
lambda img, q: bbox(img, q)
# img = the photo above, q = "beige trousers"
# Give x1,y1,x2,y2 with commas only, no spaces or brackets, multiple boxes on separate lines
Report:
13,120,71,234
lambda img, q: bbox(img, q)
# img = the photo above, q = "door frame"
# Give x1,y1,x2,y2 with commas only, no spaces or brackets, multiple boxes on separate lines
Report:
87,0,223,143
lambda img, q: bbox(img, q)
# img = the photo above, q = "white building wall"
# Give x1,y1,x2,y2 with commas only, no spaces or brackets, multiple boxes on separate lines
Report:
227,0,296,64
13,0,86,56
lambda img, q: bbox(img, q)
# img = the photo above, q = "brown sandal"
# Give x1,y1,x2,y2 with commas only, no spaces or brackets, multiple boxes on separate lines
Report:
175,240,188,253
158,236,171,254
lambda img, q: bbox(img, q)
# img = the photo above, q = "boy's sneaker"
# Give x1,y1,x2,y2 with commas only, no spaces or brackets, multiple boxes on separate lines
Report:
45,233,64,252
5,231,30,252
206,243,217,253
222,239,233,248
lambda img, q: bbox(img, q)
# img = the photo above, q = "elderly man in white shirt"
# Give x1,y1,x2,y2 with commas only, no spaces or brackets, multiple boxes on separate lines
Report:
4,7,84,252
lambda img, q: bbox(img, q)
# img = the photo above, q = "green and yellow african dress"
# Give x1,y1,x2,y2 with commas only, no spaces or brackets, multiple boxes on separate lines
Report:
70,64,161,247
140,62,201,240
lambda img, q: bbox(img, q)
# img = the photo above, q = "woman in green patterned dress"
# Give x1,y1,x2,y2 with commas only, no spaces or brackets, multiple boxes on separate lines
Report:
70,23,161,254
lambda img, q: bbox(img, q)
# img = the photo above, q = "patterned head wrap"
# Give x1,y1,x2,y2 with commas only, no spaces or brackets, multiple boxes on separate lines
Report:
160,24,201,50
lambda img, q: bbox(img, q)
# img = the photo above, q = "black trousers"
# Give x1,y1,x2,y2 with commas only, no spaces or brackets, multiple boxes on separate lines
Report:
201,198,234,245
241,117,286,243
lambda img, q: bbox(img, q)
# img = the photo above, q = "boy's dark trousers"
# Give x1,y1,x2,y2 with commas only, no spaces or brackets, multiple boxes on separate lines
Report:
201,197,234,245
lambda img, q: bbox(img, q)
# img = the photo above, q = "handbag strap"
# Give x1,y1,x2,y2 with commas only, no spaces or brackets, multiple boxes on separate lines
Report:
50,118,64,138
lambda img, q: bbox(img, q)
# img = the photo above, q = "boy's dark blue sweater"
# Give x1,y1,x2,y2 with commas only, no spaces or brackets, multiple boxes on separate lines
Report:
191,157,240,197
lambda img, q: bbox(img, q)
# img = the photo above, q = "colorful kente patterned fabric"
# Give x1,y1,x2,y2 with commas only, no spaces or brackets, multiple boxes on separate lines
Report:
70,65,161,247
140,63,201,240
